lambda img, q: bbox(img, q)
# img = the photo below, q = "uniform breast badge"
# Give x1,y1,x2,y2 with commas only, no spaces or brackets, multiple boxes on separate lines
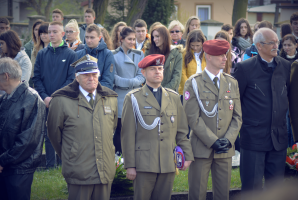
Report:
206,101,209,107
171,115,175,123
229,100,233,110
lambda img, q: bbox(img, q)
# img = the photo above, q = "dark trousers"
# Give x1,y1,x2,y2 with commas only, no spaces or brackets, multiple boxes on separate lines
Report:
45,108,61,168
0,173,34,200
113,118,122,155
240,148,286,192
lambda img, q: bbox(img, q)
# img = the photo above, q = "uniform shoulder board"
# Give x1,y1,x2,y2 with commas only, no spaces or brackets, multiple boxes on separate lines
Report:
131,49,142,55
165,88,179,95
222,72,236,80
189,73,200,80
127,87,142,95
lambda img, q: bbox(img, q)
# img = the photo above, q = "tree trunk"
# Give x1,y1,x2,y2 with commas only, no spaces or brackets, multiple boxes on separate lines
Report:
232,0,248,25
93,0,109,25
44,0,54,21
27,0,43,15
126,0,149,26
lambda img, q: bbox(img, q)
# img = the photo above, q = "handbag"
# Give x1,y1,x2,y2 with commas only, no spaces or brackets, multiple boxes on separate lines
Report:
174,146,185,175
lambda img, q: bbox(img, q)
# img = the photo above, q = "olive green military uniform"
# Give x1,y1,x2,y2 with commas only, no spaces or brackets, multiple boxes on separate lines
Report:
121,84,194,200
183,71,242,200
47,80,118,200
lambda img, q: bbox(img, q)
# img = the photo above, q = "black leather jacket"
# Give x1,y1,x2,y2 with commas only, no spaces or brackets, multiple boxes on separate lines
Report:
0,81,46,175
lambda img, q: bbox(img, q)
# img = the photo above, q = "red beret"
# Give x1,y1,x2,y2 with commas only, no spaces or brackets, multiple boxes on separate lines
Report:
203,39,230,56
138,54,165,69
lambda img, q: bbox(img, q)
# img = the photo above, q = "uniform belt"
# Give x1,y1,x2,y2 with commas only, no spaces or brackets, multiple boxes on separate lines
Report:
115,85,141,90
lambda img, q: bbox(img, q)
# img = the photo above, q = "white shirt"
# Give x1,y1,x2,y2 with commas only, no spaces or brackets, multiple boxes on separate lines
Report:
205,68,221,88
79,85,96,102
136,40,145,50
194,52,202,73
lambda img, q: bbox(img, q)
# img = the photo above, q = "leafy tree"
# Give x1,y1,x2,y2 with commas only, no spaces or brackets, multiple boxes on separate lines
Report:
232,0,249,25
141,0,175,28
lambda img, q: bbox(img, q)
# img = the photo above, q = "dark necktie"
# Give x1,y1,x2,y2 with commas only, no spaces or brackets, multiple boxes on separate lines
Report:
213,77,219,91
88,93,94,107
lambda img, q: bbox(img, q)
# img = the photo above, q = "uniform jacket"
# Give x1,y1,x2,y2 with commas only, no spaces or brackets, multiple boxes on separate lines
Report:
112,46,145,118
178,50,207,95
233,54,291,151
14,50,32,82
289,60,298,142
79,23,103,44
0,81,46,175
145,45,183,91
32,42,77,100
47,80,118,185
183,71,242,159
121,84,194,173
76,38,115,90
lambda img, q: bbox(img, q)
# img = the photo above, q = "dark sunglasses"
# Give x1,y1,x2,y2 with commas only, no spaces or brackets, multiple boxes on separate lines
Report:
170,30,181,33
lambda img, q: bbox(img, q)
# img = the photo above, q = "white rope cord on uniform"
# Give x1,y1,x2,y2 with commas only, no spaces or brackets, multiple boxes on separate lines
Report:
131,93,161,132
192,78,218,118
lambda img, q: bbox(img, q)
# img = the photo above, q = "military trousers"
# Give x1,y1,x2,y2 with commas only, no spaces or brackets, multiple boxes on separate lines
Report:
67,183,112,200
188,154,232,200
133,171,175,200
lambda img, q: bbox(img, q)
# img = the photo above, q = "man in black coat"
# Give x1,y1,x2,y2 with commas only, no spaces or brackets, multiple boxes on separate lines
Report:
0,58,46,200
233,28,291,192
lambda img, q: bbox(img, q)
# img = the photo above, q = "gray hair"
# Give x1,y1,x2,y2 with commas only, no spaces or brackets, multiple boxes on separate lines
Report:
253,28,277,50
168,20,185,33
0,57,22,80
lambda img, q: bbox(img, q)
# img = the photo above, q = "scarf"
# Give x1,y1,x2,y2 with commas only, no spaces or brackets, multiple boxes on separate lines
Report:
237,37,252,51
66,39,80,50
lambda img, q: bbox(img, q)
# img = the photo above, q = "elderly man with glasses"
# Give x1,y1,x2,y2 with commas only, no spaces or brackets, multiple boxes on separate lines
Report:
233,28,291,193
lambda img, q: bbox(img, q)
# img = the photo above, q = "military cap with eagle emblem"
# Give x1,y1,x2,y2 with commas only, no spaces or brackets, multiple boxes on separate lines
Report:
138,54,165,69
70,54,100,75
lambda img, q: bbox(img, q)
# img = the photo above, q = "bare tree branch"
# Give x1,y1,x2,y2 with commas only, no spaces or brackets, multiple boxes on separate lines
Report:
126,0,148,26
93,0,109,25
27,0,43,15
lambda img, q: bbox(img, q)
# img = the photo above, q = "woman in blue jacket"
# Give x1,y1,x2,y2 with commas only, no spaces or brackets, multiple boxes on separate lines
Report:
112,26,145,154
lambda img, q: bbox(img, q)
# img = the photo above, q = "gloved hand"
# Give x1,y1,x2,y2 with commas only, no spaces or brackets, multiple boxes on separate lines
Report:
211,139,228,152
219,138,231,148
215,138,232,154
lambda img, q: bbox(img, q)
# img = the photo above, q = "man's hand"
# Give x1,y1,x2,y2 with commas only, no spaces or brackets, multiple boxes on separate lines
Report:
44,97,52,108
126,168,137,180
0,165,3,173
219,138,231,148
211,139,227,151
181,160,192,171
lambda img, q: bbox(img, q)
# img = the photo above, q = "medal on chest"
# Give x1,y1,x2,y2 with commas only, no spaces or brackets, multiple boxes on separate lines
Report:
229,100,233,110
171,115,175,123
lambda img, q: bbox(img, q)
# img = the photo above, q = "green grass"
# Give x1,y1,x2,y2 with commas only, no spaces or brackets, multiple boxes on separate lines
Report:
173,167,241,192
31,167,241,199
31,168,68,200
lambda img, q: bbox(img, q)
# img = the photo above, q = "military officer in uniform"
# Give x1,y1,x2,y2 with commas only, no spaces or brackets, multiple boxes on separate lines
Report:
121,54,194,200
47,55,118,200
183,40,242,200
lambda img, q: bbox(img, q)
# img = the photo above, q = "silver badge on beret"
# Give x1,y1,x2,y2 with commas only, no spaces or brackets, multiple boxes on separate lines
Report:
171,115,175,123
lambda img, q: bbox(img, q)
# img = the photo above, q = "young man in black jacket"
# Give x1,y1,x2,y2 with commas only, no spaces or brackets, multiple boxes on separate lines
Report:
0,58,46,200
33,21,77,169
233,28,291,192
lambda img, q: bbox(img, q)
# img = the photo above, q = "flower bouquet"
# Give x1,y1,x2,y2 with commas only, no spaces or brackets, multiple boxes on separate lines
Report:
285,143,298,177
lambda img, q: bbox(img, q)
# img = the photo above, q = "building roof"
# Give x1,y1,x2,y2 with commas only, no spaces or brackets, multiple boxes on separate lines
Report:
247,4,280,13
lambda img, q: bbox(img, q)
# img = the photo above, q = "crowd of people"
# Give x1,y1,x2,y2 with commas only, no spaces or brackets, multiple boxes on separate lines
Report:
0,7,298,200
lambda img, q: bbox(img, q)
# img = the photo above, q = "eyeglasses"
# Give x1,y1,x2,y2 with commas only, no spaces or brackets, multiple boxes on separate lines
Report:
170,30,181,34
260,41,280,46
65,31,77,34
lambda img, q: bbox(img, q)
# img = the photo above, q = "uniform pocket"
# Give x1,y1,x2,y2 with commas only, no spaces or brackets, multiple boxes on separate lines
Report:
68,141,79,162
135,143,150,170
